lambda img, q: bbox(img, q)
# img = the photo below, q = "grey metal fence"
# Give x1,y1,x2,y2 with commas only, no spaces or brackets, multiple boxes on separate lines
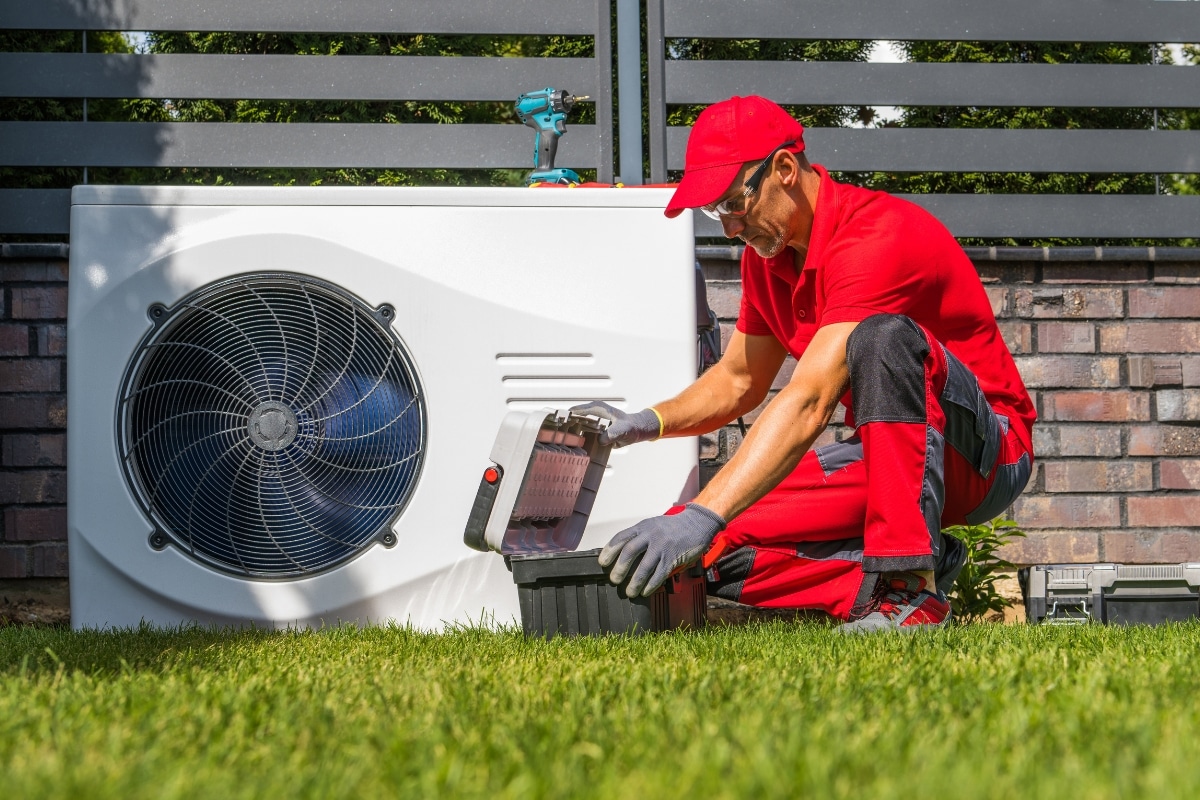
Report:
0,0,614,234
648,0,1200,239
4,0,1200,241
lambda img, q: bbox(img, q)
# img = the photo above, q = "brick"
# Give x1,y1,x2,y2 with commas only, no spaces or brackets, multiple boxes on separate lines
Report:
984,287,1009,318
10,287,67,320
975,263,1036,284
2,506,67,542
0,359,61,392
1041,390,1149,422
0,325,30,356
705,281,742,319
1101,531,1200,563
0,395,67,428
1036,322,1094,354
1128,286,1200,318
1186,357,1200,387
1014,356,1120,388
1153,263,1200,285
0,260,68,283
997,321,1032,354
1042,263,1149,283
1127,496,1200,529
770,357,797,390
998,531,1100,565
1042,461,1152,493
1100,322,1200,354
1032,424,1123,458
1156,389,1200,422
1128,426,1200,457
1012,495,1120,529
1013,287,1123,319
1127,356,1183,388
29,543,68,578
699,431,719,461
36,325,66,357
1159,459,1200,490
0,547,27,579
1,434,66,467
0,470,67,503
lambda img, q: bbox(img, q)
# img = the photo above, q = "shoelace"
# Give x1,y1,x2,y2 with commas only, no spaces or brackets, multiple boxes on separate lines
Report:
866,578,922,619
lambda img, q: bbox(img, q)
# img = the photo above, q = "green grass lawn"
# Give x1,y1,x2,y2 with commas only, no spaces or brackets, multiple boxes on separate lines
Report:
2,621,1199,799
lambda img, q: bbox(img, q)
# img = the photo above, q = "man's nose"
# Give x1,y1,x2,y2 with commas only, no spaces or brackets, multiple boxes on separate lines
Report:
721,214,746,239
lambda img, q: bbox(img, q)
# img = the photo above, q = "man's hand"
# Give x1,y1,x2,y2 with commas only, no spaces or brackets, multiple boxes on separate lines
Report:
569,401,661,447
599,504,727,596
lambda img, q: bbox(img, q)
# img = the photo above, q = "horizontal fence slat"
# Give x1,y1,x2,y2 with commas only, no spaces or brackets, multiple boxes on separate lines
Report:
693,194,1200,239
0,122,599,169
0,189,71,235
666,61,1200,109
0,0,596,34
661,0,1200,42
0,53,598,101
666,127,1200,173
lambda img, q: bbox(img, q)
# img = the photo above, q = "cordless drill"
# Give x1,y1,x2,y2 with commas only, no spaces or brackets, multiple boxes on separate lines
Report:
515,88,588,185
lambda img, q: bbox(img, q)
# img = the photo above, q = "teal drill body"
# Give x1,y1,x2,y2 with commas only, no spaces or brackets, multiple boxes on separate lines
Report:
515,88,586,185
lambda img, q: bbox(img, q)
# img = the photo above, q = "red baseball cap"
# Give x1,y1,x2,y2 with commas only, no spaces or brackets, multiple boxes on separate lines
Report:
664,96,806,219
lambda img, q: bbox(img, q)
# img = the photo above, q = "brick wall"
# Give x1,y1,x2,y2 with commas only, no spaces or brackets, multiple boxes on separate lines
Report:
0,245,69,579
699,251,1200,566
1,246,1198,585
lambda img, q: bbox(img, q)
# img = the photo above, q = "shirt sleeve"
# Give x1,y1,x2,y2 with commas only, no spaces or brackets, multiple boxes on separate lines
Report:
735,251,775,336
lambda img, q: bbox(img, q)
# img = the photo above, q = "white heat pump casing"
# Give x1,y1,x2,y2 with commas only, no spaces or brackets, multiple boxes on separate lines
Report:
68,186,698,630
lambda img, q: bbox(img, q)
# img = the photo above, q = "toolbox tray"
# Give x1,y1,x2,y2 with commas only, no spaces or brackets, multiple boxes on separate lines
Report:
509,548,707,638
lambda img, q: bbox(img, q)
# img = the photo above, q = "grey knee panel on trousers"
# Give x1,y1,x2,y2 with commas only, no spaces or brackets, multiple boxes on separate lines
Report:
846,314,929,425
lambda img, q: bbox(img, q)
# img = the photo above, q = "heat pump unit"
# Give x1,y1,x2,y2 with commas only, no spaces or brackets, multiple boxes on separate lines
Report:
68,186,698,630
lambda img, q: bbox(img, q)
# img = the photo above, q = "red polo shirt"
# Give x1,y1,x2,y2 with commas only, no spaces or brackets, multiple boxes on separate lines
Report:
737,165,1035,453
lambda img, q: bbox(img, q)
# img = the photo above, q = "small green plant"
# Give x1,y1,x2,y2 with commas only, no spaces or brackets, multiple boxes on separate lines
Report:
943,517,1026,623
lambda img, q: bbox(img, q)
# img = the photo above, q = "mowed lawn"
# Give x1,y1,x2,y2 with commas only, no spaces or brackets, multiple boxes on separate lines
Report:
2,621,1199,799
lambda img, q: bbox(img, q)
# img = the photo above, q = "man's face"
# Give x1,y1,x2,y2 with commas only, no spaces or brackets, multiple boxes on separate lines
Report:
710,156,791,259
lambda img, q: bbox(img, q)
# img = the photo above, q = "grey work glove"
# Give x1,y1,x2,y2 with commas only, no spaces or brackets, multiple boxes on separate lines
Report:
569,401,661,448
599,503,727,597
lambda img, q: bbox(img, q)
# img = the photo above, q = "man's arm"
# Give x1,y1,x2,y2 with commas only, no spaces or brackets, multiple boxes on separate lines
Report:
656,329,788,436
693,321,857,520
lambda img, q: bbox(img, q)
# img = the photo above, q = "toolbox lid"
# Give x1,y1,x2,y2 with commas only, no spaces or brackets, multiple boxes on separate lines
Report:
463,408,612,555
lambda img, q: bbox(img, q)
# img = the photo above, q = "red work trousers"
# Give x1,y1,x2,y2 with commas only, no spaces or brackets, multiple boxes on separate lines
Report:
704,314,1032,620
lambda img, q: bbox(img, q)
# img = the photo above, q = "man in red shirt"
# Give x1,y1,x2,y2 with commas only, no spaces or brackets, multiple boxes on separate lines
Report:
575,95,1035,631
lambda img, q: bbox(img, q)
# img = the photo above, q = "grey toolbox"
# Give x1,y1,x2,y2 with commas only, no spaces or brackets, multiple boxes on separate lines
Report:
463,408,707,638
1023,563,1200,624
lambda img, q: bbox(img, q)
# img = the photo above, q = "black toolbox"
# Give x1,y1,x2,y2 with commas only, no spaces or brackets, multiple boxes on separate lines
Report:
509,549,707,638
464,409,708,638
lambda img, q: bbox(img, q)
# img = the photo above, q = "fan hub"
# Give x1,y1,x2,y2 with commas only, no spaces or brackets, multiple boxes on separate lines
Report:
247,401,298,451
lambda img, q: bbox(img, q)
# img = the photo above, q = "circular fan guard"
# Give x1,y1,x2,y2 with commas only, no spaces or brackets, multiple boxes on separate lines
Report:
119,274,426,578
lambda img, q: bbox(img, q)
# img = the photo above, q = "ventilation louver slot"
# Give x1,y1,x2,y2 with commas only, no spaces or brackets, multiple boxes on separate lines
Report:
119,274,426,578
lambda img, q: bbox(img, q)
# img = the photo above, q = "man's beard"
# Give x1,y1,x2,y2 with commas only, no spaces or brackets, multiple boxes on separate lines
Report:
748,230,786,259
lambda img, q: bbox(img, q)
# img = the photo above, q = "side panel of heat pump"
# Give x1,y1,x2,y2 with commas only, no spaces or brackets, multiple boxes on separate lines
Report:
68,187,698,630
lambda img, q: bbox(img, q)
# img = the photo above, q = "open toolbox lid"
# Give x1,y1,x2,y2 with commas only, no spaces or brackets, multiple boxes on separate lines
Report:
463,408,613,555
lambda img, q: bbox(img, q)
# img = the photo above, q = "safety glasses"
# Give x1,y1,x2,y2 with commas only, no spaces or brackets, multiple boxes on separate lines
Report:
700,141,796,220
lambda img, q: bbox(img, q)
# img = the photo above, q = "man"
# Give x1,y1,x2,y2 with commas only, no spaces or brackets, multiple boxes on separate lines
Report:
574,95,1034,632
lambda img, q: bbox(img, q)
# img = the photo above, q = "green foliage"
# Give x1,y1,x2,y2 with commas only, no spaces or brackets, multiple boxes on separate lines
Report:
4,622,1200,798
943,517,1026,623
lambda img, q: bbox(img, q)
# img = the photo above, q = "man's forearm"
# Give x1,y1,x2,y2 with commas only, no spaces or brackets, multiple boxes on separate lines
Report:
692,383,835,520
653,362,764,438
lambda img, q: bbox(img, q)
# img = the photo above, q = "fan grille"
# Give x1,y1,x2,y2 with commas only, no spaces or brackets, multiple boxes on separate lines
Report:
119,274,426,578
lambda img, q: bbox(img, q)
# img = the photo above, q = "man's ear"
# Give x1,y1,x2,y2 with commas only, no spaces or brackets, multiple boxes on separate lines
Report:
775,150,799,187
